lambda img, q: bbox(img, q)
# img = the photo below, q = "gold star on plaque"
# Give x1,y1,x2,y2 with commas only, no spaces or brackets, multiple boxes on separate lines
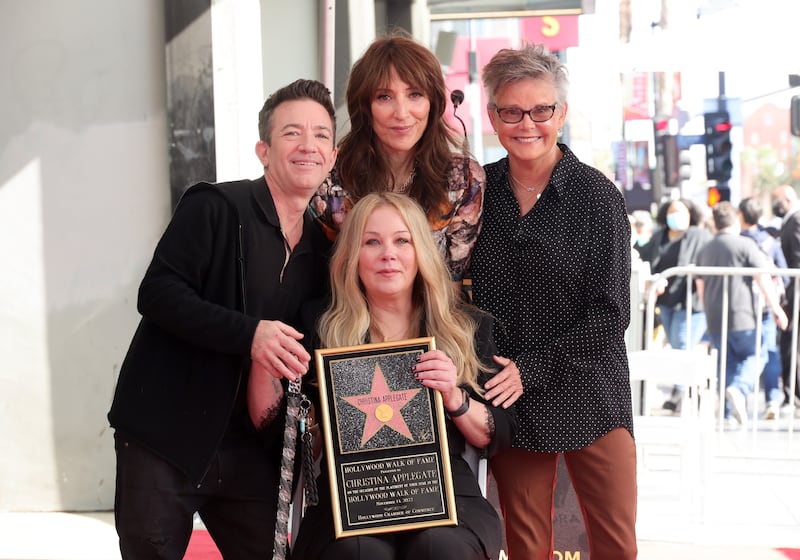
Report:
342,363,421,447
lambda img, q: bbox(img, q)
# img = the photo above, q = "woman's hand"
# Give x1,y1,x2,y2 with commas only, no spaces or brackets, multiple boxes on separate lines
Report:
483,355,523,408
413,349,460,410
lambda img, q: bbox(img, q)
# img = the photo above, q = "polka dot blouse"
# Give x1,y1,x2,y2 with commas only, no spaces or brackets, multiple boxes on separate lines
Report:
469,144,634,453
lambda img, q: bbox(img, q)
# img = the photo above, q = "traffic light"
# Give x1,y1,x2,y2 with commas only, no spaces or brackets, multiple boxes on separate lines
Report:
707,185,731,207
704,111,732,181
791,95,800,137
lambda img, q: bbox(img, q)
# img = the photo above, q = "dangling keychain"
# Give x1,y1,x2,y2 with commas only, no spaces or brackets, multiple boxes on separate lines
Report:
299,394,318,506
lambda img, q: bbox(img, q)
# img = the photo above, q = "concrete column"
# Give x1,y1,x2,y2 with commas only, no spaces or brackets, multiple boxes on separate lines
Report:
0,0,170,511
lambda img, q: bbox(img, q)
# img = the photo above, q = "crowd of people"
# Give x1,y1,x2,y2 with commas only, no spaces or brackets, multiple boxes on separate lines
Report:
104,26,800,560
632,191,799,425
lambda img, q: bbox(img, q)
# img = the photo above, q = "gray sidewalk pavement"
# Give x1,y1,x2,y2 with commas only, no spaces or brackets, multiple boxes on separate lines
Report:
0,508,798,559
2,419,799,560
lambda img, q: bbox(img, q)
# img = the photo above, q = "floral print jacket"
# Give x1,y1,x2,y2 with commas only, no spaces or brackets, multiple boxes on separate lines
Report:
309,155,485,281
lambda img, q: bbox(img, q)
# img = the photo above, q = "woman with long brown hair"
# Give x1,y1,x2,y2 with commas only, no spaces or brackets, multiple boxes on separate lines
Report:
312,32,484,284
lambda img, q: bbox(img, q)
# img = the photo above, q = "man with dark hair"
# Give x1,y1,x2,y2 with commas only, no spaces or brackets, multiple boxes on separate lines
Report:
696,201,787,426
739,196,787,419
108,79,338,559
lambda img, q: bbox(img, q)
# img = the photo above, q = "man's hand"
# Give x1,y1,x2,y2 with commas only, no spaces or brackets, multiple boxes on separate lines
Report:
483,356,523,408
251,320,311,381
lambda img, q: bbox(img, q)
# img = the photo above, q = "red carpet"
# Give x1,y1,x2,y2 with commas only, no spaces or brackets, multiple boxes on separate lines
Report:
185,530,296,559
186,531,221,560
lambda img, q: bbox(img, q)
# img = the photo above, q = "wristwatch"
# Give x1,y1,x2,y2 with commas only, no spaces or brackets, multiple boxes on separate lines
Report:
447,387,470,418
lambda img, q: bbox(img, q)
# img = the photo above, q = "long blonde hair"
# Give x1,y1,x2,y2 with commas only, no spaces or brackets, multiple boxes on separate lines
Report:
318,192,484,390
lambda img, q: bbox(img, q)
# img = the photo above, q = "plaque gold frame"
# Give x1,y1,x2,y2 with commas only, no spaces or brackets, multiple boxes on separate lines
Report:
315,337,457,538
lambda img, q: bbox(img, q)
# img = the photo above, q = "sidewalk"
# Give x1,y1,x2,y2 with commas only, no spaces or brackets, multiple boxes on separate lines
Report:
2,505,798,560
2,422,799,560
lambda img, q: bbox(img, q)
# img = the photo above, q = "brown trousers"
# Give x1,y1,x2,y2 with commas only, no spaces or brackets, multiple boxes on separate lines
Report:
491,427,638,560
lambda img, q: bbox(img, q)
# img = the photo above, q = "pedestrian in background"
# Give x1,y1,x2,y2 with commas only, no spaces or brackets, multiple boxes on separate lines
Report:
696,201,788,426
469,43,637,560
631,209,655,262
107,79,338,559
740,196,787,419
644,198,713,411
771,184,800,413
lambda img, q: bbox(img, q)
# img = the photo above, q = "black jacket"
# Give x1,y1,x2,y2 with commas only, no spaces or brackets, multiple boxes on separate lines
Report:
780,210,800,308
108,178,331,483
649,225,713,311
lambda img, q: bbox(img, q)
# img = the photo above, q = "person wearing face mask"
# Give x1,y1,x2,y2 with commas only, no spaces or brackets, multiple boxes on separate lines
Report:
643,198,713,411
771,185,800,411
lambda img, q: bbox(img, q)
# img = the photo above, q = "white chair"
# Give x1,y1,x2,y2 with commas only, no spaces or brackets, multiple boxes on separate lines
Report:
628,348,717,419
627,348,717,532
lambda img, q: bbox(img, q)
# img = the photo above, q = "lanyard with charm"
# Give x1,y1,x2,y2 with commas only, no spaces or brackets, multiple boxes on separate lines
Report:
271,378,317,559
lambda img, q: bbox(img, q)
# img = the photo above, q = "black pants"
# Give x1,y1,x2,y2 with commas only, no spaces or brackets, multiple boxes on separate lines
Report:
303,524,484,560
292,485,493,560
779,324,800,405
113,434,278,560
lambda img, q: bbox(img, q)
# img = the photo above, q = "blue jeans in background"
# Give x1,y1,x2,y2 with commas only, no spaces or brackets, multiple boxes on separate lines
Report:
708,329,762,419
658,306,707,350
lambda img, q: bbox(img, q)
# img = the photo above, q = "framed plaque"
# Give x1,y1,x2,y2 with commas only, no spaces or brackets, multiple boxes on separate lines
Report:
315,336,457,538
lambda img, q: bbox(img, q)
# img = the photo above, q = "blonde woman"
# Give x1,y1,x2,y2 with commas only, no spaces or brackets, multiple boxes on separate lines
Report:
293,192,517,560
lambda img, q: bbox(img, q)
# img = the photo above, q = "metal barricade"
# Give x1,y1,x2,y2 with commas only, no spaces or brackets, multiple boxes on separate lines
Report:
640,265,800,441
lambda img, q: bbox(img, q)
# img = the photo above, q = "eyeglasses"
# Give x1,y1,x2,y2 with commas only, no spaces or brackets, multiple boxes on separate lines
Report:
495,105,557,124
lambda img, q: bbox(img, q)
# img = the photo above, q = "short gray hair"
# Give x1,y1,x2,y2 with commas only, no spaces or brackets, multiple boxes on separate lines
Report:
481,43,569,108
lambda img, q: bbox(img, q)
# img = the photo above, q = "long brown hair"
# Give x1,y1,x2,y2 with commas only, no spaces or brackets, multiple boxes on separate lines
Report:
337,31,464,214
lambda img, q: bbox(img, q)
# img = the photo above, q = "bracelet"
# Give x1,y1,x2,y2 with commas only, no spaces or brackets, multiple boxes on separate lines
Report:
447,387,470,418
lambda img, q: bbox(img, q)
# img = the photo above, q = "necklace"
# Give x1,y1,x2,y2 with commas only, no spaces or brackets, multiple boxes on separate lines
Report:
370,318,417,342
393,168,416,194
509,173,546,199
